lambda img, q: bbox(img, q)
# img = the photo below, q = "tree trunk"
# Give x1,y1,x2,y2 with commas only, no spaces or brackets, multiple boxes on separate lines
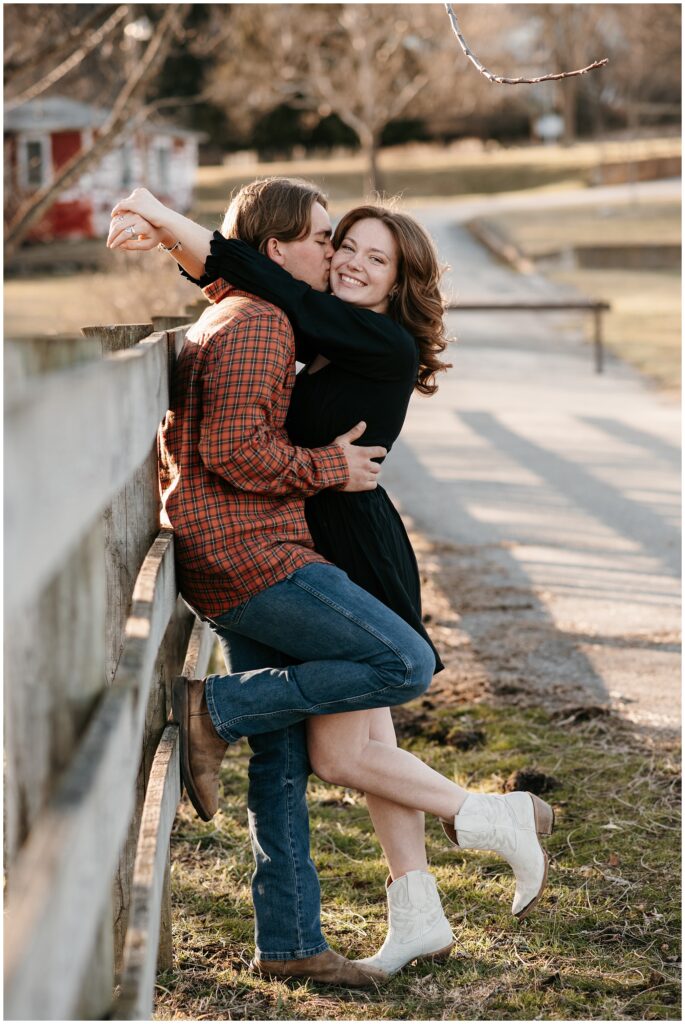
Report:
360,129,382,196
561,77,578,145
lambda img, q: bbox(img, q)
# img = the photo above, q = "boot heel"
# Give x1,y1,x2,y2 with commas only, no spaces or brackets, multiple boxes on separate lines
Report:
424,942,454,963
530,793,554,836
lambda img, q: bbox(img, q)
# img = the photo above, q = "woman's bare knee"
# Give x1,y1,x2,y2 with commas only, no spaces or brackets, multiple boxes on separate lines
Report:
368,706,398,747
308,740,353,786
307,715,367,787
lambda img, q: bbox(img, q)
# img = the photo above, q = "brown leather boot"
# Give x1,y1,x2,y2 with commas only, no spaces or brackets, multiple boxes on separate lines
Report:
250,949,387,987
172,676,228,821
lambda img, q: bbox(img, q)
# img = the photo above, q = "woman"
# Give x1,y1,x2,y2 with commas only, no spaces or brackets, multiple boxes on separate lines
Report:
108,187,554,975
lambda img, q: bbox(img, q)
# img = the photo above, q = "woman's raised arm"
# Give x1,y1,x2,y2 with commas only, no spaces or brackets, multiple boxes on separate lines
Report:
107,190,417,380
200,234,417,380
107,188,212,281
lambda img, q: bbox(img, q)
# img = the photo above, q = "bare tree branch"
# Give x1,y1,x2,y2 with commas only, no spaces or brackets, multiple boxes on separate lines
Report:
4,5,118,84
5,5,190,260
444,3,608,84
5,5,130,111
134,90,216,121
387,72,430,122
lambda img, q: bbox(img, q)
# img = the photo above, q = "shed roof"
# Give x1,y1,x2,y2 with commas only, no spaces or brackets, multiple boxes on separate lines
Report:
4,96,204,140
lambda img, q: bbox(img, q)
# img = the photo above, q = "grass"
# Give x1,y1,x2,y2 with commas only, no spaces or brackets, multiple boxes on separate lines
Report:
3,253,199,339
194,135,681,213
155,703,681,1020
552,268,681,392
490,202,681,253
484,201,681,392
195,161,585,217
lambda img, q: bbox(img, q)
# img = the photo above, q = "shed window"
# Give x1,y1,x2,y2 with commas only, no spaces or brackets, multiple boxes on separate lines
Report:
26,139,47,187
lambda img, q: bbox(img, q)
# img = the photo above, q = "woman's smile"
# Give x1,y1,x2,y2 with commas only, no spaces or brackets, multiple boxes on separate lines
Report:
330,217,399,314
338,273,366,288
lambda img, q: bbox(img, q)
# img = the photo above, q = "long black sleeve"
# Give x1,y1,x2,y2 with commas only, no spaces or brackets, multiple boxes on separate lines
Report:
191,232,418,380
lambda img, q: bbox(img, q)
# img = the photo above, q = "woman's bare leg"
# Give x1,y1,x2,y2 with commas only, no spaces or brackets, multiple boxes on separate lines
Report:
306,708,468,820
310,705,553,934
365,708,428,877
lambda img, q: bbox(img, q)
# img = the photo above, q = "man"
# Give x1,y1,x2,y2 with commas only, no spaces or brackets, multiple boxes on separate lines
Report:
109,178,434,986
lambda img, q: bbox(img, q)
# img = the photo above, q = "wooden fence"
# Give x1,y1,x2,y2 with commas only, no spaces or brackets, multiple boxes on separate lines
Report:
4,317,214,1020
446,300,611,374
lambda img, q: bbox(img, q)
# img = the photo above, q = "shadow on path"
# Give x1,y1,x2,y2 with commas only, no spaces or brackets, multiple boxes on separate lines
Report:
391,437,612,708
459,410,681,577
581,416,681,469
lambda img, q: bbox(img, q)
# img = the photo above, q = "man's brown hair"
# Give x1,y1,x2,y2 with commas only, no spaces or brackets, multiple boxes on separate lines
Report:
221,177,327,253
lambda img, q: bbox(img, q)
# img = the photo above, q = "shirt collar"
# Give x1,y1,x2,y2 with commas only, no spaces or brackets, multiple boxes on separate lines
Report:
202,278,237,304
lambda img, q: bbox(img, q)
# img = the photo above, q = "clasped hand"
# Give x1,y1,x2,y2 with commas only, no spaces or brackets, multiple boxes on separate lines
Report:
106,187,171,251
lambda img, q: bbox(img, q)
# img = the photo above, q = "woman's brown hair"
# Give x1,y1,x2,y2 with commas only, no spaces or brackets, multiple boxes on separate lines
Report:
332,205,451,395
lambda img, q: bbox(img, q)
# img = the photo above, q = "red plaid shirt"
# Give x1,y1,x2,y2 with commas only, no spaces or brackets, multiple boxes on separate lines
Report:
159,279,349,616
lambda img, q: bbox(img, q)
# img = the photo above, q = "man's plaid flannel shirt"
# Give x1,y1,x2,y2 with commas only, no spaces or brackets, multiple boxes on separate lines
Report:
158,279,349,617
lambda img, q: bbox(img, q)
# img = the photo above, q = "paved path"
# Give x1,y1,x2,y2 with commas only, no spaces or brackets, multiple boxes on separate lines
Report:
383,185,681,736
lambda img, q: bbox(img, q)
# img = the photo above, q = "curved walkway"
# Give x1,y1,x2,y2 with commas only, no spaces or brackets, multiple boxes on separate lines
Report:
384,185,680,735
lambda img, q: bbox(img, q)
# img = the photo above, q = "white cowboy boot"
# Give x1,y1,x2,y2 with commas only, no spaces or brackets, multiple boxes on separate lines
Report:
443,791,554,919
354,870,454,976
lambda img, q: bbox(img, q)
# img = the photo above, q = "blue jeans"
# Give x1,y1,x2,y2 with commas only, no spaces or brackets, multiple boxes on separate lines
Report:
204,562,434,960
204,563,435,743
212,630,327,961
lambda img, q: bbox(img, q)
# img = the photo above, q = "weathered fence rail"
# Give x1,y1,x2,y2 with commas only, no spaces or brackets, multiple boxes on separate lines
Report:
445,300,611,374
4,318,212,1020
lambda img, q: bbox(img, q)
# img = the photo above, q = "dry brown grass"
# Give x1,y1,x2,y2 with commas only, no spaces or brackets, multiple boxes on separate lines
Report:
154,529,681,1021
4,252,198,339
193,136,681,212
484,201,681,391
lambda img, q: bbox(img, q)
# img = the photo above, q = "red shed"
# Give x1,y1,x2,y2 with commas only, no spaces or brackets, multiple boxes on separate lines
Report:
5,96,204,243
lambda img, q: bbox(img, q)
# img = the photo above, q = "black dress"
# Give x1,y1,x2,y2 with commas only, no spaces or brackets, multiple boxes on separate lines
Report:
189,234,443,672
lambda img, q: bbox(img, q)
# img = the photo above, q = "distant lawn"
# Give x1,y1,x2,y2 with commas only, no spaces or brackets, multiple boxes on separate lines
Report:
485,201,681,392
193,136,681,215
3,256,198,339
552,268,680,392
490,201,681,253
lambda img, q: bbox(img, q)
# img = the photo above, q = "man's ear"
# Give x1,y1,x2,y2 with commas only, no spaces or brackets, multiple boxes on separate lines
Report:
265,237,286,265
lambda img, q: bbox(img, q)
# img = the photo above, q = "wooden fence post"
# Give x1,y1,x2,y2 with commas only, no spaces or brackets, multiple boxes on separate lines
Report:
82,323,166,977
4,335,112,1018
82,324,156,687
5,320,207,1018
151,315,191,332
593,307,605,374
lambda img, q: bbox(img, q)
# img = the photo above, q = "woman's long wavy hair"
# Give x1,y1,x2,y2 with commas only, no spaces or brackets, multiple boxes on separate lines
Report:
332,205,452,395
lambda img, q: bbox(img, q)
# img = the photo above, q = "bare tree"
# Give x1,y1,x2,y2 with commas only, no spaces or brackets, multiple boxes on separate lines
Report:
596,3,681,131
206,3,609,190
539,4,588,143
511,3,680,141
5,5,130,112
4,4,191,259
209,4,469,194
4,5,116,88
